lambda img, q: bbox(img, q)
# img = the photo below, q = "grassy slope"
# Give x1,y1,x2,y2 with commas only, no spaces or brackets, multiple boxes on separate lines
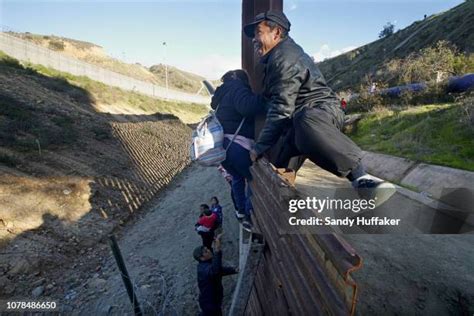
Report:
0,50,204,237
318,0,474,91
0,48,199,299
315,1,474,170
348,103,474,171
7,32,210,95
23,60,208,123
0,49,207,162
149,64,207,94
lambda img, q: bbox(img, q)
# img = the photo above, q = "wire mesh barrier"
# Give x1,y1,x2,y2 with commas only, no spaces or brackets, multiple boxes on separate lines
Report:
0,32,210,105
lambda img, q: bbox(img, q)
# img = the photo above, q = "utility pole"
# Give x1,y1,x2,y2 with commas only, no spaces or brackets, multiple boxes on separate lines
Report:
163,41,169,99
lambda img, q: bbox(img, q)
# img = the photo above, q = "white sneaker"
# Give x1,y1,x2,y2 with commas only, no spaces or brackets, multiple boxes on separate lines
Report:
235,211,245,221
353,176,397,207
241,219,253,233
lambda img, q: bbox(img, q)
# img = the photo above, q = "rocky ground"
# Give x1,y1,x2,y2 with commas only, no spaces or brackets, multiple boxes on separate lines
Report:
65,165,240,315
0,55,196,311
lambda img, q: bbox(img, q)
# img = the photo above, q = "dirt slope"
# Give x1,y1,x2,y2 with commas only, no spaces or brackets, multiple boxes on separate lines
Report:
0,54,194,302
68,165,240,315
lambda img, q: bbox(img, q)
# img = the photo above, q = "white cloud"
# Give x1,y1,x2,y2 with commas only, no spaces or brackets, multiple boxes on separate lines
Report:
176,54,240,80
312,44,357,62
285,0,298,11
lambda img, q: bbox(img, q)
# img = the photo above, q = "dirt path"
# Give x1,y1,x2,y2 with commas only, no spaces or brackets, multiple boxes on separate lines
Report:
347,235,474,315
66,164,240,315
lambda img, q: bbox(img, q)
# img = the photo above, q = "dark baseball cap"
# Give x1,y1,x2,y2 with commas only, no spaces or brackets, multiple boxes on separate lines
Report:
243,10,291,38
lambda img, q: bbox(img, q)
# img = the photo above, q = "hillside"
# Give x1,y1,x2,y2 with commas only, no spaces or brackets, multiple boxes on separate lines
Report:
149,63,206,94
318,0,474,92
7,32,210,95
0,51,206,300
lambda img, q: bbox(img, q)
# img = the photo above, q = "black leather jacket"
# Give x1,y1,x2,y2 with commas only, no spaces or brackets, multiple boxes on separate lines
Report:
211,79,265,139
254,37,342,155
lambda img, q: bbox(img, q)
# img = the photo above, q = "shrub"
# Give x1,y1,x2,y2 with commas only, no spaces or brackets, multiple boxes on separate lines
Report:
398,41,458,84
0,51,24,70
347,80,387,113
383,41,471,86
453,53,474,74
48,40,65,51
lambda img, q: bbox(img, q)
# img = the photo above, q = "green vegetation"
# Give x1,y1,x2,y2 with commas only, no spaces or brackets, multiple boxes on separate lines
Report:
25,61,208,120
319,0,474,91
346,41,473,113
0,50,207,157
384,41,474,85
325,1,474,171
1,50,207,122
0,50,24,69
348,102,474,171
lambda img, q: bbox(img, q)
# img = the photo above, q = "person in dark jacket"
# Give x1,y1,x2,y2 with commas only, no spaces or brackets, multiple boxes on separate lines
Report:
210,196,223,232
210,70,266,231
193,234,238,316
196,204,218,250
244,11,396,206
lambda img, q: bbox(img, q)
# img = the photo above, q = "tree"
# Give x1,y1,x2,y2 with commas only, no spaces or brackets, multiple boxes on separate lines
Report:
379,22,395,39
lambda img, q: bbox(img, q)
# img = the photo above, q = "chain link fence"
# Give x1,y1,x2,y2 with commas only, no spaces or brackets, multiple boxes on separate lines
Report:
0,32,210,105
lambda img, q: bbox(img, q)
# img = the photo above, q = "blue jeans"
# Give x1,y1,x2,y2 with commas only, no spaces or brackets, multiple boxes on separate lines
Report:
222,139,253,217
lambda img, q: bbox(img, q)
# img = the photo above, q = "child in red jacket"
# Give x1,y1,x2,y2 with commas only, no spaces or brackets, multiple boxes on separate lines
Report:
195,204,217,249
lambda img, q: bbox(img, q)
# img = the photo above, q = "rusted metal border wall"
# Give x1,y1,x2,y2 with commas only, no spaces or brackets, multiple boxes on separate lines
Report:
242,0,283,139
247,160,362,315
242,0,282,92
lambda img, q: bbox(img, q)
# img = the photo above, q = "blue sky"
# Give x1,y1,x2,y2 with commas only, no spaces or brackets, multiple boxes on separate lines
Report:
0,0,464,79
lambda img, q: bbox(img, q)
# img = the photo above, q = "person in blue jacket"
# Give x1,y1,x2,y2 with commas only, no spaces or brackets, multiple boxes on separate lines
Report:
210,196,223,231
193,234,238,316
210,70,266,232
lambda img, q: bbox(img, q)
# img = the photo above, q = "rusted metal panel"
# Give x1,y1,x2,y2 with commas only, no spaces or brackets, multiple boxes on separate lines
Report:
247,159,362,315
250,253,290,315
241,0,282,93
242,0,283,158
